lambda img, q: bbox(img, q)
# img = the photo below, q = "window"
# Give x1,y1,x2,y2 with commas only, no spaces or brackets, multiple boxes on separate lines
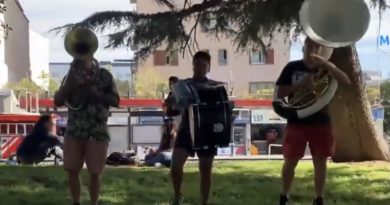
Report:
9,124,16,134
250,48,274,65
250,49,266,64
153,50,178,66
249,82,275,94
0,124,7,134
17,124,25,134
218,49,228,65
166,51,178,65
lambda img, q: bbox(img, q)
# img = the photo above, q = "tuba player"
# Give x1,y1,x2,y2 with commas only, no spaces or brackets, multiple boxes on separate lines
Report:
276,38,350,205
54,33,120,205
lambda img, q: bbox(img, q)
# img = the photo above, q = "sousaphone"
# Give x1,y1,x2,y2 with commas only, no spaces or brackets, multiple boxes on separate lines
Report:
60,27,100,110
64,27,99,59
273,0,370,119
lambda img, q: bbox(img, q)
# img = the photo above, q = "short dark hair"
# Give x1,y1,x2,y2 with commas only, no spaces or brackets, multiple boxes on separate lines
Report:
304,37,321,47
193,51,211,63
169,76,179,83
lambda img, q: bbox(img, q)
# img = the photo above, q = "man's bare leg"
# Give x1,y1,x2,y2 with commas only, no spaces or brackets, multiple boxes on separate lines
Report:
281,159,300,196
199,156,214,205
312,157,327,198
170,148,189,202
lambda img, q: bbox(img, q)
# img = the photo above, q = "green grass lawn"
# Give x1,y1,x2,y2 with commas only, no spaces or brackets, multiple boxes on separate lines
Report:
0,161,390,205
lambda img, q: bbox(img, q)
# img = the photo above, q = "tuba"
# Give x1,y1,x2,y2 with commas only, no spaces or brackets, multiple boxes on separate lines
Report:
273,0,370,119
61,27,100,110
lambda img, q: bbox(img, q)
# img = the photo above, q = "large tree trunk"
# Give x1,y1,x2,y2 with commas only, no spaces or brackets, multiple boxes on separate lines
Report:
329,46,390,162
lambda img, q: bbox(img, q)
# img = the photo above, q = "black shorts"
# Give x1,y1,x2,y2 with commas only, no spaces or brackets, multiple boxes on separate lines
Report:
174,129,217,158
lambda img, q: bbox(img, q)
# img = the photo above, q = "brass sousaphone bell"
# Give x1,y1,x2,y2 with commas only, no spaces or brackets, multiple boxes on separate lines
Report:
64,27,99,59
61,27,100,110
273,0,370,119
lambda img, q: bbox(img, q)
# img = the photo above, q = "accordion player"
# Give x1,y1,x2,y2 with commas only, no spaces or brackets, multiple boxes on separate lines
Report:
172,79,234,150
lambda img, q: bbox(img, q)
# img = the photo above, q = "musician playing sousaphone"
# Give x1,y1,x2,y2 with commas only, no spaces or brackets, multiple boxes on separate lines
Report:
54,28,119,205
276,37,351,205
275,0,370,203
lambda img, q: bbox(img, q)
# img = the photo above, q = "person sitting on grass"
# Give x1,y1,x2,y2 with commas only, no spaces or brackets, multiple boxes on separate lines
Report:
144,119,177,167
16,115,63,165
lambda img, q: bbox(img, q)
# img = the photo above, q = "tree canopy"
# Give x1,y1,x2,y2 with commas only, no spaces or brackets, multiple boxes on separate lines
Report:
5,78,41,93
115,79,131,97
133,67,167,98
51,0,389,60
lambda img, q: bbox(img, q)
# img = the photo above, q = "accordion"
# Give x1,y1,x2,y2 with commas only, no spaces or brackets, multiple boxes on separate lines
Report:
173,80,233,150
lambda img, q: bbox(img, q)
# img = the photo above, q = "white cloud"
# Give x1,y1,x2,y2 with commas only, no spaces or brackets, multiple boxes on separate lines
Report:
18,0,134,62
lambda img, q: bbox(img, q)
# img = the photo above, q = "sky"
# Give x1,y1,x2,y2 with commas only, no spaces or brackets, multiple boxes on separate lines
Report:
291,5,390,75
19,0,390,76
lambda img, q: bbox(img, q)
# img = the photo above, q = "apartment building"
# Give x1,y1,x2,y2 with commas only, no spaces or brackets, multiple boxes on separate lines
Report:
50,59,136,84
30,29,50,90
3,0,30,83
133,0,290,97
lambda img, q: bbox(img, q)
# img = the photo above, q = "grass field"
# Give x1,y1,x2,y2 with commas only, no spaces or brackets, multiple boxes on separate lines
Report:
0,161,390,205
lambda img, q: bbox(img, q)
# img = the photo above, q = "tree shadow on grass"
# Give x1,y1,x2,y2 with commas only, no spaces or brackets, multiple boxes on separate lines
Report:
0,163,389,205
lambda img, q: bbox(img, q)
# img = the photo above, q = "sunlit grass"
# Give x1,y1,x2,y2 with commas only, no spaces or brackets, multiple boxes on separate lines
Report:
0,161,389,205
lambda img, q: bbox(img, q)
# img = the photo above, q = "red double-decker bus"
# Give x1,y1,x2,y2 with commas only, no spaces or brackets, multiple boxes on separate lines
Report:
0,114,41,159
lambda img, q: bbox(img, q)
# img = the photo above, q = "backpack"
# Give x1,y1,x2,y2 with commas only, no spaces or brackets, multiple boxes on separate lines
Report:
106,152,136,166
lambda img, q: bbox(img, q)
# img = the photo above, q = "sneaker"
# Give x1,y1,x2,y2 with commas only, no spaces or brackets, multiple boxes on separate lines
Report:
171,195,184,205
312,197,324,205
279,195,289,205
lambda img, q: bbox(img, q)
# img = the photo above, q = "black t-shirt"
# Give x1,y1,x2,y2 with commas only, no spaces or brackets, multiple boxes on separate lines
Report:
275,60,331,125
164,92,180,117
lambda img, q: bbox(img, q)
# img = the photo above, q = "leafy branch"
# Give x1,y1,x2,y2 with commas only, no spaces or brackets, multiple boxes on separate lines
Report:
0,3,11,43
49,0,388,60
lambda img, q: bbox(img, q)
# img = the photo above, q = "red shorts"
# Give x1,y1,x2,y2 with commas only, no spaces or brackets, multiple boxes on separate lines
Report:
282,124,334,159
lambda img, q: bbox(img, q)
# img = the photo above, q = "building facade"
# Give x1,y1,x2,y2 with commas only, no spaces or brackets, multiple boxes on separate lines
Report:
50,59,135,85
29,29,50,90
134,0,290,97
3,0,30,83
0,1,8,87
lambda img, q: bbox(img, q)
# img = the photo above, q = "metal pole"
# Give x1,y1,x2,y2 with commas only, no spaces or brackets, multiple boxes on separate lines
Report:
35,92,39,113
26,92,31,112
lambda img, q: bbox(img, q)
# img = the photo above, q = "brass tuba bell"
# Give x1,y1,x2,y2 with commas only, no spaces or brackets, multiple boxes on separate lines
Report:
299,0,370,47
64,27,99,59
